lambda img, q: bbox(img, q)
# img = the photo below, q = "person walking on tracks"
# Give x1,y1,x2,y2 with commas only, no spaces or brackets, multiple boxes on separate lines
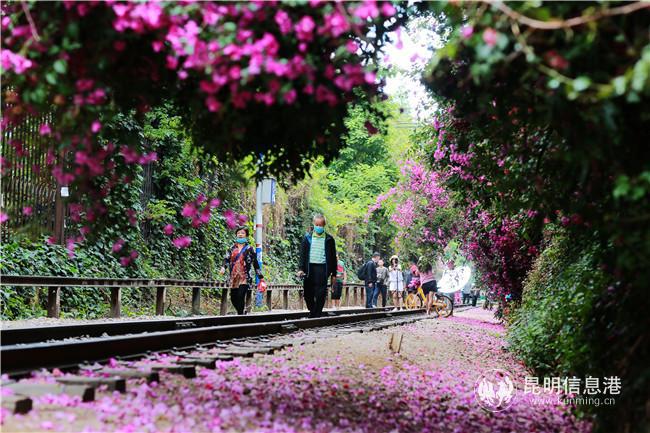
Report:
220,226,264,315
298,214,337,318
358,252,380,308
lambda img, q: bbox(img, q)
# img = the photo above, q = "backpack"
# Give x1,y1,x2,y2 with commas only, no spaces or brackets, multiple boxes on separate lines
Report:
356,262,369,280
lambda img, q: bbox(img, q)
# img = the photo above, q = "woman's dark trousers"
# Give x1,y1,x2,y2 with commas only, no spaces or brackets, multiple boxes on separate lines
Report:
230,284,249,315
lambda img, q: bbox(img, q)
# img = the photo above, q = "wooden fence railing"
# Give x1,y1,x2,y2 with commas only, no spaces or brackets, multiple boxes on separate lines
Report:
0,275,367,318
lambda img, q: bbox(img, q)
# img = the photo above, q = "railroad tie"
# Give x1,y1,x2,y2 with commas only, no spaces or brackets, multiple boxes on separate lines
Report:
145,363,197,379
218,346,273,357
94,368,160,383
175,357,218,369
5,382,95,402
55,375,126,393
230,341,285,352
1,394,33,414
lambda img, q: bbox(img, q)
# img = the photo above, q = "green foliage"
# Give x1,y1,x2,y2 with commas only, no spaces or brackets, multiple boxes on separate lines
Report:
0,237,133,319
508,228,604,379
415,4,650,431
1,105,244,318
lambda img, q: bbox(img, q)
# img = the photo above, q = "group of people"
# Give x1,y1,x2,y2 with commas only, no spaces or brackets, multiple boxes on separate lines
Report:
219,213,472,318
358,252,447,316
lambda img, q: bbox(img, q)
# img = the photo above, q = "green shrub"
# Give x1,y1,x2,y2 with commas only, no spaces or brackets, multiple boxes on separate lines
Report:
508,227,606,378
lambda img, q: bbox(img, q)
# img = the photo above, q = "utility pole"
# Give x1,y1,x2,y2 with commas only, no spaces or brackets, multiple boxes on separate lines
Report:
254,181,263,307
254,178,276,308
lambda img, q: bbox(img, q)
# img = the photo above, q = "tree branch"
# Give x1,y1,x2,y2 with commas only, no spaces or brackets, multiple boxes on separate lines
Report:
492,1,650,30
20,1,40,42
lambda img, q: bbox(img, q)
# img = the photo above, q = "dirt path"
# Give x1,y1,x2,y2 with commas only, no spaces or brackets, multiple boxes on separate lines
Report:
1,308,591,432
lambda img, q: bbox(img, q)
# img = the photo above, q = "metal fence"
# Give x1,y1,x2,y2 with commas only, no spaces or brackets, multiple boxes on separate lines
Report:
1,111,59,235
1,111,157,242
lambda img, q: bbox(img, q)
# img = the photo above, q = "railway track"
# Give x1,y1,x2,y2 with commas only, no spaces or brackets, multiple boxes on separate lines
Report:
1,304,477,415
1,307,439,415
1,308,426,376
1,307,391,345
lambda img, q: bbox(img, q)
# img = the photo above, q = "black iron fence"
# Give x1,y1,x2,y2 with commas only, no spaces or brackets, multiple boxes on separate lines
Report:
1,111,58,235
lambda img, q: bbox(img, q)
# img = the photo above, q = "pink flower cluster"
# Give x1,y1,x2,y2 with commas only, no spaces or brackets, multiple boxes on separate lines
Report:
0,0,393,262
180,194,221,228
105,2,382,114
0,49,33,73
223,209,248,230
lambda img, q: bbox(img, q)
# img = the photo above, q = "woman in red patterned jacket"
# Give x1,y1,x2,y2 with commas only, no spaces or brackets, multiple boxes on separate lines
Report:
220,227,263,315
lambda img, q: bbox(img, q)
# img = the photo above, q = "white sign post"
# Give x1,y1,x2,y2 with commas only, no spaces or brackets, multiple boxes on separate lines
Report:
254,178,276,307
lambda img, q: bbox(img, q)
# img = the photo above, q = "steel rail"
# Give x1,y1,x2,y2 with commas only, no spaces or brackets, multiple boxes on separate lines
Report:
1,309,424,375
1,307,389,345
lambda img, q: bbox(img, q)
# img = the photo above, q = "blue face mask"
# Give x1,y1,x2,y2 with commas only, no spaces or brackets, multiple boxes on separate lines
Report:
236,237,248,244
313,225,325,234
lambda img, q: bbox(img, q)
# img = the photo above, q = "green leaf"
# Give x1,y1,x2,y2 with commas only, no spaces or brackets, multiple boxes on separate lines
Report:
45,72,57,85
548,79,560,89
53,59,67,74
612,175,630,199
612,76,627,95
573,76,591,92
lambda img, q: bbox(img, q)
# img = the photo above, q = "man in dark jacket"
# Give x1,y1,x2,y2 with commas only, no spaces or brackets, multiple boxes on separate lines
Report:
363,252,380,308
298,214,337,318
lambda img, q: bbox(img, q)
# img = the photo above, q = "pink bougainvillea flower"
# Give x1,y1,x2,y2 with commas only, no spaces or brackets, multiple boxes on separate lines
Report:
66,238,76,258
380,2,397,17
75,78,94,92
0,212,8,224
353,2,379,19
482,28,498,47
198,207,212,224
120,146,140,164
205,96,221,112
0,49,33,73
345,40,359,54
39,123,52,136
91,120,102,133
223,209,237,229
283,89,297,104
163,224,174,235
126,209,137,225
461,25,474,39
172,235,192,249
151,40,164,52
138,152,158,164
112,239,125,253
295,16,315,41
324,12,349,37
181,203,197,218
22,206,33,216
274,10,292,34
